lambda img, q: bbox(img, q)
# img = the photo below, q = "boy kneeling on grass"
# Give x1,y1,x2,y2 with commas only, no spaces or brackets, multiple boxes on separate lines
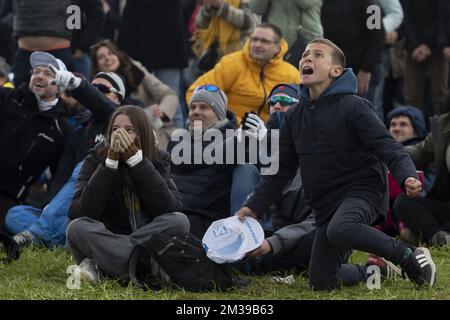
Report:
238,38,436,290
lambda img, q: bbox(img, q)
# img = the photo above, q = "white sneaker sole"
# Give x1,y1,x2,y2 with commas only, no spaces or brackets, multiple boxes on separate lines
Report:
418,247,436,287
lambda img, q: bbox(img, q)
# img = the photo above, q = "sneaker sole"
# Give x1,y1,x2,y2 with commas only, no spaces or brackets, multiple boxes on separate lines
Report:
418,247,436,287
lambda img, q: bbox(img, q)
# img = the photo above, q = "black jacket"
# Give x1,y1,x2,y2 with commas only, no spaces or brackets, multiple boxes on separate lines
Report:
321,0,385,73
437,0,450,49
69,145,183,235
401,0,447,52
0,84,70,200
118,0,188,70
167,113,237,220
246,69,418,224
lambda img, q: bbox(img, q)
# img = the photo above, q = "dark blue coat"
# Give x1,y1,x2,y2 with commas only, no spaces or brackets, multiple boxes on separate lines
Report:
246,69,418,224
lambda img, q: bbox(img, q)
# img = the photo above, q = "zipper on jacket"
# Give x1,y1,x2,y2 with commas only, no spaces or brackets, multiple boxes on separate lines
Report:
19,139,36,175
16,175,34,199
131,192,137,231
310,103,318,143
257,65,267,115
158,242,175,256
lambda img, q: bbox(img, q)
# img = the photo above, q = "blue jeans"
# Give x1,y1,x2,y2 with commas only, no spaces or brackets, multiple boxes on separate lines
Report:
154,68,186,129
5,161,83,248
230,164,260,216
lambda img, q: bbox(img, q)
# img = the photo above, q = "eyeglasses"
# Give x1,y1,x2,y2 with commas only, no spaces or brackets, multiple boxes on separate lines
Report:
250,36,278,45
268,95,299,108
194,84,227,106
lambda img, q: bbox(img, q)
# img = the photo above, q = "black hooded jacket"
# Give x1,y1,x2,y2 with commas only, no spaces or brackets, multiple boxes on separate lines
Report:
0,84,70,200
246,69,418,224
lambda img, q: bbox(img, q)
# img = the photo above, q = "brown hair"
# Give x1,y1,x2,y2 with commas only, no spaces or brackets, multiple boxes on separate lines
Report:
308,38,346,68
257,23,282,43
103,105,156,161
90,39,137,88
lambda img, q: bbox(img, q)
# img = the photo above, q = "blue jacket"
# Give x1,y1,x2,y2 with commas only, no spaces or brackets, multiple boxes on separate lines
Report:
246,69,418,224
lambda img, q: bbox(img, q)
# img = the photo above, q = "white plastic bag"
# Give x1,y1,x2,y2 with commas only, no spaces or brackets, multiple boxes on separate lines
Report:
202,216,264,264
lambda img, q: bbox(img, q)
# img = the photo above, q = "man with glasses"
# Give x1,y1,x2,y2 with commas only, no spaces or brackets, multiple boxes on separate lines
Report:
0,51,71,234
186,23,300,123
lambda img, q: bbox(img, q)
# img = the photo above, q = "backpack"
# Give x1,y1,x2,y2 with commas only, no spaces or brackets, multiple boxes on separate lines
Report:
128,233,235,292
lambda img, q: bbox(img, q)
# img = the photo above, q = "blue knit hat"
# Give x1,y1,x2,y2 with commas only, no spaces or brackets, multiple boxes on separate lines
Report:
268,83,300,100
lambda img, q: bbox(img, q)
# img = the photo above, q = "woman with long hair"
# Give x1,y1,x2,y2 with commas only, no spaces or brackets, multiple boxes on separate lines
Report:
91,40,180,149
66,105,189,283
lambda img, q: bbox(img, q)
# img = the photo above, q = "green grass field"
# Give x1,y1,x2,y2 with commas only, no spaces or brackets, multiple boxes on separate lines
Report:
0,246,449,300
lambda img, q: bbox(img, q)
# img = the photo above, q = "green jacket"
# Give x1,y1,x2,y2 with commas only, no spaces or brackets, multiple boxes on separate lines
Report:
406,113,450,201
250,0,323,47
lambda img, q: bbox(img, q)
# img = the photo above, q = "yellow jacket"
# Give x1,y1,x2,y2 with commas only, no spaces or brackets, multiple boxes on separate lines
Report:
186,38,300,122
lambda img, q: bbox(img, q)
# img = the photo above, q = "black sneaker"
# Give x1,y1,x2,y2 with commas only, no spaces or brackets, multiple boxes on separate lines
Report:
401,247,436,287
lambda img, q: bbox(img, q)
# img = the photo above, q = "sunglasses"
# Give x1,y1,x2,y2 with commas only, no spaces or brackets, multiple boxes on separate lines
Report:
194,84,226,106
93,83,116,95
268,95,299,108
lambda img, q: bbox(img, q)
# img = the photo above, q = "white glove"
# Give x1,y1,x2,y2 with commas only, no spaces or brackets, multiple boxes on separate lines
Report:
242,112,267,141
49,64,81,91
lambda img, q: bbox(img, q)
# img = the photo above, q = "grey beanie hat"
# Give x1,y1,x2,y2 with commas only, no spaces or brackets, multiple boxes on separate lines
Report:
190,86,228,120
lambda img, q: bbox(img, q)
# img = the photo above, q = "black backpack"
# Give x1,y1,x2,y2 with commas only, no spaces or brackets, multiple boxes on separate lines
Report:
128,233,235,292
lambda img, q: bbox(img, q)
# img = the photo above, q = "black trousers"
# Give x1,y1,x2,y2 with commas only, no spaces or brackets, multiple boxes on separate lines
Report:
309,197,410,291
394,194,450,241
185,213,215,239
0,193,18,233
261,231,315,274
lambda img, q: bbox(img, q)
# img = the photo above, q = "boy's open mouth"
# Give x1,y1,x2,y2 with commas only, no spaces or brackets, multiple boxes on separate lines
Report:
302,66,314,75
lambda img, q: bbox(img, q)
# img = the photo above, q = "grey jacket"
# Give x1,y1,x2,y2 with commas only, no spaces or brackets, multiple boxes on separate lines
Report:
267,213,315,255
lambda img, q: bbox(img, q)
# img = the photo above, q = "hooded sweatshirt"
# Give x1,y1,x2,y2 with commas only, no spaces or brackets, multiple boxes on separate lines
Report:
386,106,428,146
246,69,418,224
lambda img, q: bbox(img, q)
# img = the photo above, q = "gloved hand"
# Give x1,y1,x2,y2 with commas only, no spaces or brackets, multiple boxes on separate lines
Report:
49,64,81,91
241,112,267,141
105,131,123,171
116,128,143,167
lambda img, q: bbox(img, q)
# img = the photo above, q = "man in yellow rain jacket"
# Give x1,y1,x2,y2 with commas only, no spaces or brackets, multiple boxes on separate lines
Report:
187,23,300,122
